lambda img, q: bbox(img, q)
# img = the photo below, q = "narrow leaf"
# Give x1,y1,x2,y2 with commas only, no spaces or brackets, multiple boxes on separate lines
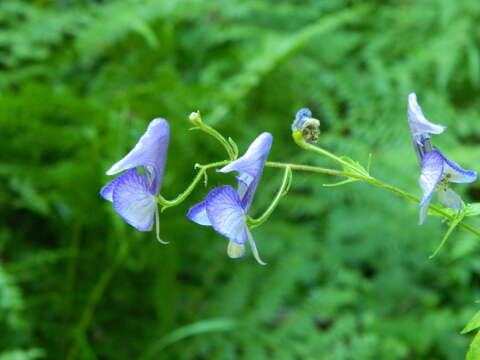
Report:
462,310,480,334
429,210,464,259
323,179,359,187
466,330,480,360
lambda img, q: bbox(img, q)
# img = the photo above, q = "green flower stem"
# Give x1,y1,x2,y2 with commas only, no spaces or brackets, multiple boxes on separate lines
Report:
265,161,480,237
190,112,237,160
248,166,292,228
157,160,230,209
292,131,368,176
158,154,480,237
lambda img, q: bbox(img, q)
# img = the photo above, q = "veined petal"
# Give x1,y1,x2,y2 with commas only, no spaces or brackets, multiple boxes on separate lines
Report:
106,118,170,194
218,132,272,210
436,150,477,184
100,175,123,202
219,132,272,176
205,186,247,244
419,150,444,207
408,93,446,144
437,187,462,210
419,198,430,225
186,201,211,226
112,169,157,231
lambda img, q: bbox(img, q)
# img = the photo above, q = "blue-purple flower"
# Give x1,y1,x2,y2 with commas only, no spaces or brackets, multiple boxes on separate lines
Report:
408,94,477,223
418,149,476,224
100,118,169,239
187,132,273,264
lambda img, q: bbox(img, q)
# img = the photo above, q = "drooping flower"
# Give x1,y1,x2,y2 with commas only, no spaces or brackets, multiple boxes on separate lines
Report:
408,93,446,163
418,149,476,224
100,118,169,240
187,132,273,264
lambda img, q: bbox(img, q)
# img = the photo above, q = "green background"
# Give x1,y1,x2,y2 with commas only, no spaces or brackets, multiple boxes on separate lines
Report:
2,0,480,359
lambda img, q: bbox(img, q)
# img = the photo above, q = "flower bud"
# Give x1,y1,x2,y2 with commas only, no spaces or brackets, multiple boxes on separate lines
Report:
292,108,320,144
189,111,203,126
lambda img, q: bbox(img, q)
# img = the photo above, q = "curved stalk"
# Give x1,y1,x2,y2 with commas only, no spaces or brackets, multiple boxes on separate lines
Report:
157,160,229,209
248,166,292,228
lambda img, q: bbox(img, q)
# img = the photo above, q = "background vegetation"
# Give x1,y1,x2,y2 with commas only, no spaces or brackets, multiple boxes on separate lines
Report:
2,0,480,359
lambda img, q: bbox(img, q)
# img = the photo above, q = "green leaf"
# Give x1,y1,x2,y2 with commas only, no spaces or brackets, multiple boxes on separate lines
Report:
228,137,239,158
465,203,480,217
429,209,465,259
466,330,480,360
339,156,369,177
427,204,458,218
323,179,359,187
141,318,235,359
462,310,480,334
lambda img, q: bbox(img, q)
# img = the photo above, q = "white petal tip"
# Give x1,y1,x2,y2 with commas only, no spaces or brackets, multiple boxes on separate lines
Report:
227,241,246,259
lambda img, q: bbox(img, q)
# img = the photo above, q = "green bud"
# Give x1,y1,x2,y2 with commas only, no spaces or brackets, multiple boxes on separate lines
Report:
189,111,203,126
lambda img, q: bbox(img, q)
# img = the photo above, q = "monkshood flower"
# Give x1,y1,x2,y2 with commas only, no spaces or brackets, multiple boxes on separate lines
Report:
408,93,446,163
187,132,272,264
418,148,476,224
100,118,169,242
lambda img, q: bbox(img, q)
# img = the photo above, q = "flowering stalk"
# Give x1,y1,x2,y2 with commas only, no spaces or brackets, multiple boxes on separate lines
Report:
157,160,230,210
266,162,480,237
189,111,238,160
292,130,369,177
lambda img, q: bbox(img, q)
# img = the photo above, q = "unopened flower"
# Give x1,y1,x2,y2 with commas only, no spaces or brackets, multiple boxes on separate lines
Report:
292,108,320,144
187,132,272,264
100,119,169,239
418,150,476,224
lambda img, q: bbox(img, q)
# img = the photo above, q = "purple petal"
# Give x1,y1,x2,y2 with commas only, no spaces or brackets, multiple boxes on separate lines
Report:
112,169,157,231
205,186,247,244
291,108,312,131
419,150,444,207
236,173,254,200
436,150,477,184
408,93,446,144
186,201,211,226
106,118,170,194
437,187,462,210
218,132,272,210
100,176,123,202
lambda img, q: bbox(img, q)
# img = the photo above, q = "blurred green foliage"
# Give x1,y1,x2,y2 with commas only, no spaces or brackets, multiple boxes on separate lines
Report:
2,0,480,359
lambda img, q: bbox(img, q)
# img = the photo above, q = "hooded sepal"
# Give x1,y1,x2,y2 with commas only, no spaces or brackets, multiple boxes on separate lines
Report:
408,93,446,145
106,118,170,194
218,132,272,210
